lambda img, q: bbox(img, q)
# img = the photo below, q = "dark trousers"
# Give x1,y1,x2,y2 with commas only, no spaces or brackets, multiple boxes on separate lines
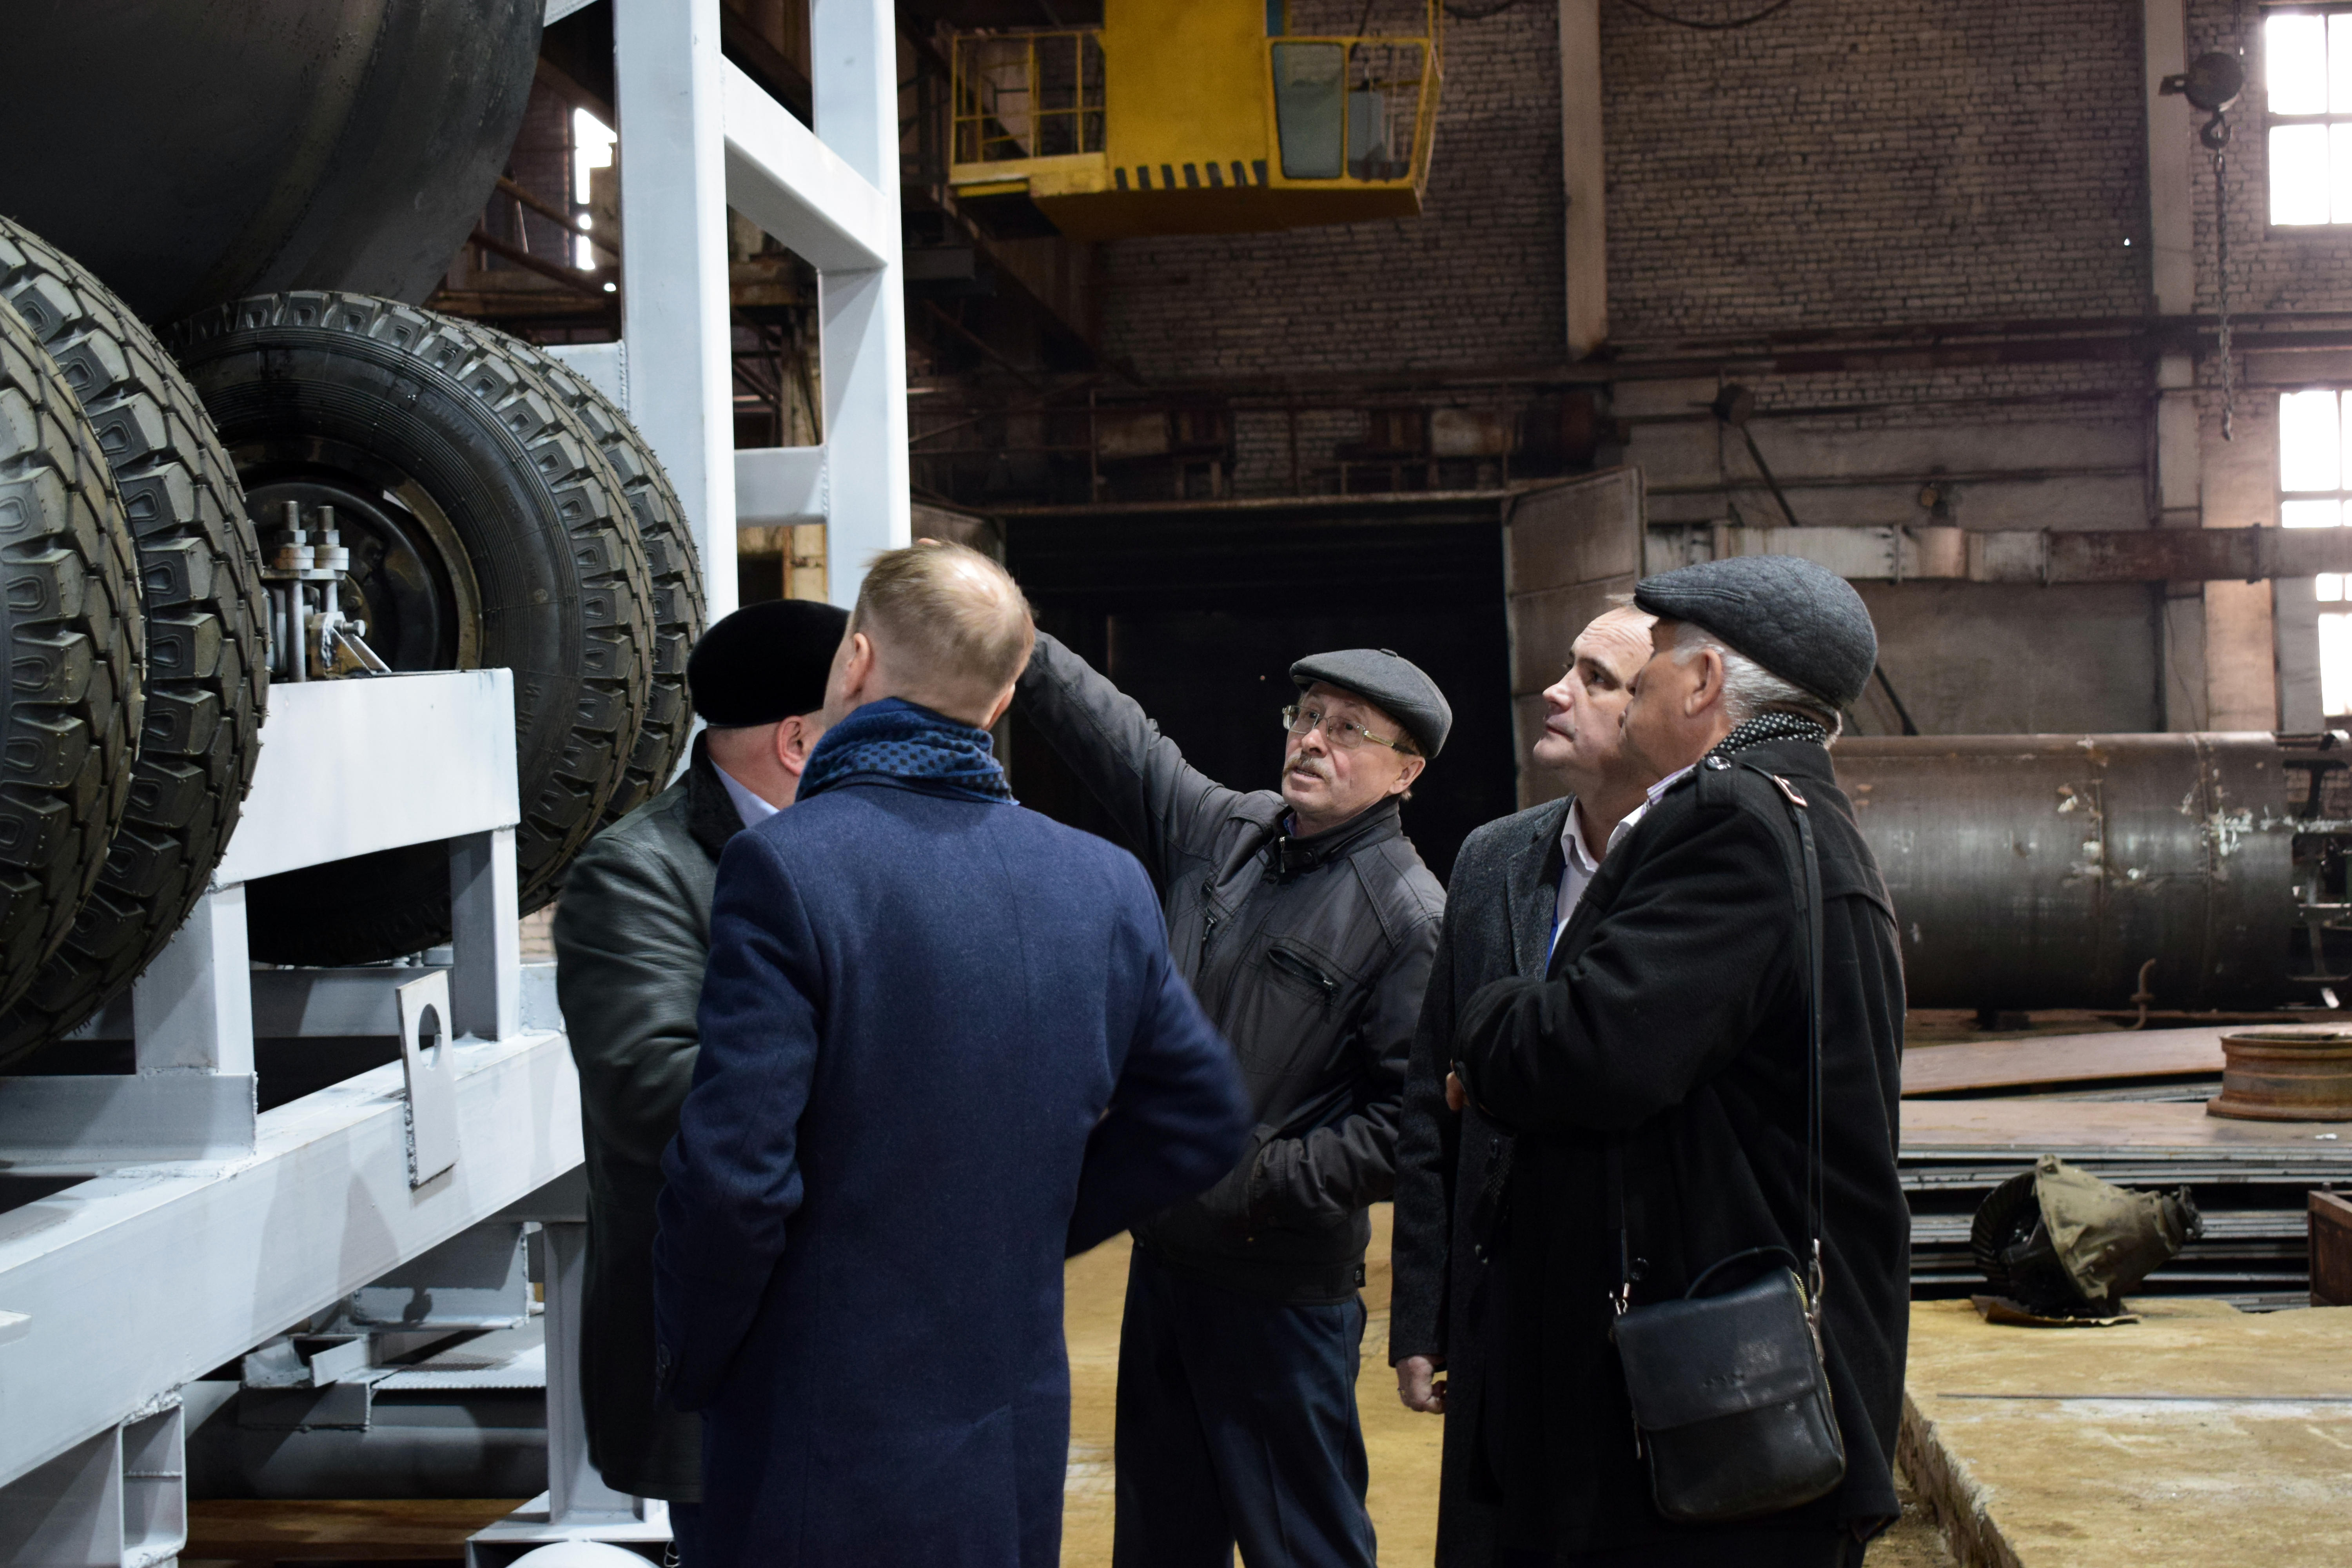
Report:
1112,1245,1377,1568
1499,1530,1864,1567
666,1500,702,1566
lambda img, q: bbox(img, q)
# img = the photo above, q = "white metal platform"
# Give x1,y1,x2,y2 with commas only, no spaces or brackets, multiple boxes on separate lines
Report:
0,672,573,1565
0,0,912,1557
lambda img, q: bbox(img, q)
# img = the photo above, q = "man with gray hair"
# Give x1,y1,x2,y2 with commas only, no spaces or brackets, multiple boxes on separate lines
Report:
653,540,1251,1568
1448,556,1909,1566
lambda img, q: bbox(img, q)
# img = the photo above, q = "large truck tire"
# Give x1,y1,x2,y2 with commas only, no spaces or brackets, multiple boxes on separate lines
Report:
170,292,656,965
503,342,704,829
0,220,269,1061
0,0,541,323
0,299,143,1025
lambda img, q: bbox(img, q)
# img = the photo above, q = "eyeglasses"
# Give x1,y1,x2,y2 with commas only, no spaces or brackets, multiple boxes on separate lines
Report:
1281,704,1414,754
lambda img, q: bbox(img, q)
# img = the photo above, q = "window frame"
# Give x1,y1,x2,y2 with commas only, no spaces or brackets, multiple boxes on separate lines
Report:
2262,3,2352,233
2274,384,2352,724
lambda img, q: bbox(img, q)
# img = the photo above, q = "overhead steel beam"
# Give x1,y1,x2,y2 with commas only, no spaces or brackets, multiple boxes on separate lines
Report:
1649,523,2352,584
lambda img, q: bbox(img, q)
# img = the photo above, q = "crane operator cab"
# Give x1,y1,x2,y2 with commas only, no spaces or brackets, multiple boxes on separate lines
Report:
948,1,1442,240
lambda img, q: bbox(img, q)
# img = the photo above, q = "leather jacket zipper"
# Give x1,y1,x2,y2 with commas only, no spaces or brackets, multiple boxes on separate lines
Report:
1199,881,1220,965
1267,944,1340,1005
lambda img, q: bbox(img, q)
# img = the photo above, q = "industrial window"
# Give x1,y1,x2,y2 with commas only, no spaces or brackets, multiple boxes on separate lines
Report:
2281,389,2352,715
2266,8,2352,225
572,108,615,271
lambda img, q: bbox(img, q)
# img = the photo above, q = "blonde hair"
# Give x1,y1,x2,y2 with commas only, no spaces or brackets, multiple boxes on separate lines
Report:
852,539,1035,712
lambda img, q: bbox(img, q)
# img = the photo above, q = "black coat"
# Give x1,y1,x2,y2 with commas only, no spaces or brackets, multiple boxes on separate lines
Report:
550,740,741,1501
1390,796,1572,1567
1452,738,1910,1558
1017,633,1444,1302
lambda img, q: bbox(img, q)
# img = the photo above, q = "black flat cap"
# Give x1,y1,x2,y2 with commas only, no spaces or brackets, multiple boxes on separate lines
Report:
1633,555,1878,708
1290,648,1452,758
687,599,850,726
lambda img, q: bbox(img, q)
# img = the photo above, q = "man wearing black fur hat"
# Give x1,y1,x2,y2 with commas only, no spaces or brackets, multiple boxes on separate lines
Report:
553,597,848,1563
1448,556,1909,1567
1016,633,1448,1568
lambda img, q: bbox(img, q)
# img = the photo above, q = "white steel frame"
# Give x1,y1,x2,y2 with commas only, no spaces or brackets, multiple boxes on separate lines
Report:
0,673,587,1564
0,5,912,1558
614,0,909,617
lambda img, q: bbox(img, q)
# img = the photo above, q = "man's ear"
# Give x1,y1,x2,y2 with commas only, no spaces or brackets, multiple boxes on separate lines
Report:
1388,754,1426,798
1685,648,1725,717
840,632,877,701
980,679,1018,732
773,714,820,777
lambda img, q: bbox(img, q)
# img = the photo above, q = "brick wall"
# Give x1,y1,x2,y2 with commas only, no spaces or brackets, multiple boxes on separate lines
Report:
1604,0,2150,339
1098,2,1564,381
2189,2,2352,317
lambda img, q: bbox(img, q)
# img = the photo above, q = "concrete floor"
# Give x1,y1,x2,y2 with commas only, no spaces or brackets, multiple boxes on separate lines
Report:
1062,1207,1953,1566
1903,1297,2352,1568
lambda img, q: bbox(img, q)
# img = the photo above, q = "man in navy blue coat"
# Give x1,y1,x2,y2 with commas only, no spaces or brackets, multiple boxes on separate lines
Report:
653,539,1251,1568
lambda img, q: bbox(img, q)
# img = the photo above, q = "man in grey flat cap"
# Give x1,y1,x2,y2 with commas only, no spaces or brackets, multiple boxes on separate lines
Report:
1448,555,1909,1568
1015,632,1448,1568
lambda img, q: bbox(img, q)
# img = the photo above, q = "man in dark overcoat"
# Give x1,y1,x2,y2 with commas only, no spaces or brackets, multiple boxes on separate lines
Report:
1388,603,1655,1566
653,541,1252,1568
1016,632,1448,1568
1450,556,1910,1567
553,597,846,1560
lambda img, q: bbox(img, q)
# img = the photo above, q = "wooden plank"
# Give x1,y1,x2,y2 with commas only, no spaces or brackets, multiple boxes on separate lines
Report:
2314,1190,2352,1307
187,1499,523,1563
1902,1027,2229,1098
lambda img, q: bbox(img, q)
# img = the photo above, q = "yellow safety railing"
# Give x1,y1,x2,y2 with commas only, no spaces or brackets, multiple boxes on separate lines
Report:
952,29,1107,165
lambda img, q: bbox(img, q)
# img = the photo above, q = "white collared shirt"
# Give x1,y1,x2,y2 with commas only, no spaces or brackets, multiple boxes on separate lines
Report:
1550,762,1698,960
715,763,780,831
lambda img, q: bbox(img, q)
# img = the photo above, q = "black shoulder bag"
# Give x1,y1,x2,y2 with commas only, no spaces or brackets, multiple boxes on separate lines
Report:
1606,764,1846,1524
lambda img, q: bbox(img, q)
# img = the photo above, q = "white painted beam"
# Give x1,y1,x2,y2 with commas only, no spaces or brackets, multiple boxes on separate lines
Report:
214,673,519,885
720,62,892,272
809,0,911,607
616,0,740,624
735,446,830,526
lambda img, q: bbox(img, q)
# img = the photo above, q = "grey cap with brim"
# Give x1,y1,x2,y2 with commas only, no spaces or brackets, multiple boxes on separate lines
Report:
1632,555,1878,708
1289,647,1452,758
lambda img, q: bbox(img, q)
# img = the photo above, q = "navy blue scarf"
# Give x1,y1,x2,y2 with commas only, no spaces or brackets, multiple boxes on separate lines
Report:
798,697,1014,805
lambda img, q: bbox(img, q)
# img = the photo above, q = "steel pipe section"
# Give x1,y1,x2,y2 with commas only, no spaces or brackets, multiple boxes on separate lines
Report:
0,0,540,322
1838,733,2327,1012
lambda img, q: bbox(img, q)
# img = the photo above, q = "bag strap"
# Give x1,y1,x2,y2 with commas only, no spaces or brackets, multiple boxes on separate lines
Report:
1607,760,1828,1318
1743,762,1828,1315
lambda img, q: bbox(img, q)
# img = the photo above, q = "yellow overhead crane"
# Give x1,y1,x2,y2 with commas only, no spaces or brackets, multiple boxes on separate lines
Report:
948,1,1442,241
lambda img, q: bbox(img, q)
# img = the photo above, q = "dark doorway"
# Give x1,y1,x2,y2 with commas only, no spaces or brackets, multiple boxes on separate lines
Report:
1001,497,1517,886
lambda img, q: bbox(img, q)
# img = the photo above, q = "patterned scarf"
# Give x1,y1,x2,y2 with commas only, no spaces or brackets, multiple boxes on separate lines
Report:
797,697,1015,806
1710,709,1830,760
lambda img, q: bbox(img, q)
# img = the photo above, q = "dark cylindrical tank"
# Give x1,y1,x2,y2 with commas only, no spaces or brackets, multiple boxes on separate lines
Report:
1838,733,2316,1012
0,0,541,323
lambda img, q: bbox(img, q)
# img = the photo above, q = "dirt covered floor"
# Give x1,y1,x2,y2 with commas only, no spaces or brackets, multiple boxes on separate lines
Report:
1062,1208,1953,1566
